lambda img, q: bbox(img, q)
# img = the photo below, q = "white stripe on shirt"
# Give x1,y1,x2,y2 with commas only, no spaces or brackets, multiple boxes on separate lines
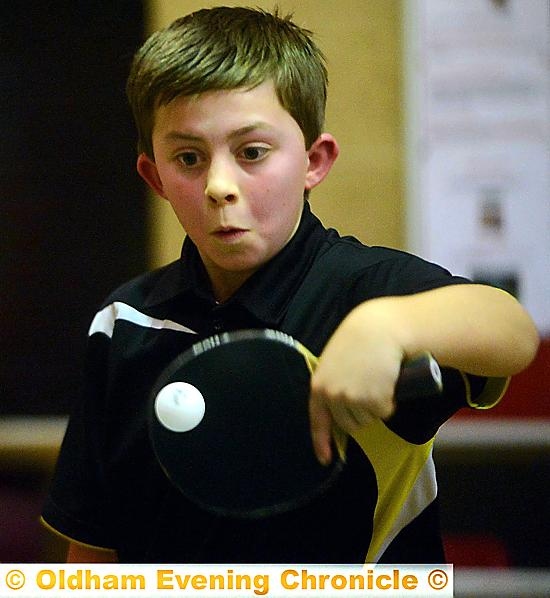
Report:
88,301,197,338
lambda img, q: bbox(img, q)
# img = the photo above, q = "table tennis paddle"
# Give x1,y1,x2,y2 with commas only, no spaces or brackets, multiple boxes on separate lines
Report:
148,328,442,519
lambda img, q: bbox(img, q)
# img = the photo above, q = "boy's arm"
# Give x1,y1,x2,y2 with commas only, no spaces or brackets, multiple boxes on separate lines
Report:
309,284,540,465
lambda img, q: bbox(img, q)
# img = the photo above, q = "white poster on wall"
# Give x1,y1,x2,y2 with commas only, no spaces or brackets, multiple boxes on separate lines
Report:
405,0,550,334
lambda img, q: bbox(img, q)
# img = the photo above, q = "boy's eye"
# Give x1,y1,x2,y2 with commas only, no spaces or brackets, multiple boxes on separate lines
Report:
240,146,269,161
177,152,200,167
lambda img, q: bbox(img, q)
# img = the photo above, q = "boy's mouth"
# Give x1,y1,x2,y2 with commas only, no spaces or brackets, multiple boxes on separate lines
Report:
212,226,249,243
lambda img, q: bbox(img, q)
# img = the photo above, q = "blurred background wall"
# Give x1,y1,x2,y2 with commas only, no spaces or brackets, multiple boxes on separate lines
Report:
1,2,147,417
1,1,548,587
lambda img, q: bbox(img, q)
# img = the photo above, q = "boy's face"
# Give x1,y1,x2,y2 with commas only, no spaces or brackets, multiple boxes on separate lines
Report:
138,80,337,301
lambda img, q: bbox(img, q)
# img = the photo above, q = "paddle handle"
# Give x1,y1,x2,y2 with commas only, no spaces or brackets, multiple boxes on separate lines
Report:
395,352,443,401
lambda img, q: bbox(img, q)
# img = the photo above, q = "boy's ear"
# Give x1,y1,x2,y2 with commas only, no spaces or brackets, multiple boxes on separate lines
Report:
136,153,167,199
305,133,339,191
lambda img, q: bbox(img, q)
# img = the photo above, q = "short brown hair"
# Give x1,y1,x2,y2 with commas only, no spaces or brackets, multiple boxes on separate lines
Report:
126,6,328,157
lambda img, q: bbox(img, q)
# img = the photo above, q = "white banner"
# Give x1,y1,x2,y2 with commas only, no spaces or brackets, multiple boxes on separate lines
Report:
0,564,453,597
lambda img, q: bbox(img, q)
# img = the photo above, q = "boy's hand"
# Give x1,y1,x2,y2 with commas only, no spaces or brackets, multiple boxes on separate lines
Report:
309,304,406,465
309,284,540,465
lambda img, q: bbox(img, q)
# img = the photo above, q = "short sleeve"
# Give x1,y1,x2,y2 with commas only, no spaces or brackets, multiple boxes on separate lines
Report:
463,373,510,410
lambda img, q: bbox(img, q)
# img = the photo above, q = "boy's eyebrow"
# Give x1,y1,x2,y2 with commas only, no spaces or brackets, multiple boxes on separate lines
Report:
163,122,274,144
227,122,274,139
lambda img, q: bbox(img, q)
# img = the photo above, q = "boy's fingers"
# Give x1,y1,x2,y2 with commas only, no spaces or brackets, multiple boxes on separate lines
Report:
308,394,333,466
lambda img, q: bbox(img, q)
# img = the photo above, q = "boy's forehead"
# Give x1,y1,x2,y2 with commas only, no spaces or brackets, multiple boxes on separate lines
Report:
152,81,298,140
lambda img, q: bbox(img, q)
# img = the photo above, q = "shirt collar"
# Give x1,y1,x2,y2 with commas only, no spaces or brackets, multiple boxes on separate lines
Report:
144,201,327,325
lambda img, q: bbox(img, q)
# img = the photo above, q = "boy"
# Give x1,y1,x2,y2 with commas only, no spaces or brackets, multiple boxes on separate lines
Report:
42,7,538,564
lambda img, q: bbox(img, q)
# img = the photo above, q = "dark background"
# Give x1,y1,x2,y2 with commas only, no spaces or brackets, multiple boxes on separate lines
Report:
1,1,147,415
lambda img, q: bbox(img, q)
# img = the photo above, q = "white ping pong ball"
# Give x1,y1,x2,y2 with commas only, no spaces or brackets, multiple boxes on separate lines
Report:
155,382,206,432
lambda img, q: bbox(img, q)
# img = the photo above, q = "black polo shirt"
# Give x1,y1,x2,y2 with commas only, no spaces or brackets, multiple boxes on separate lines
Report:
42,202,503,563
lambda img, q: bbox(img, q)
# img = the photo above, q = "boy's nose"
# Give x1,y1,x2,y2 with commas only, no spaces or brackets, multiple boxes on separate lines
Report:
204,161,239,205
